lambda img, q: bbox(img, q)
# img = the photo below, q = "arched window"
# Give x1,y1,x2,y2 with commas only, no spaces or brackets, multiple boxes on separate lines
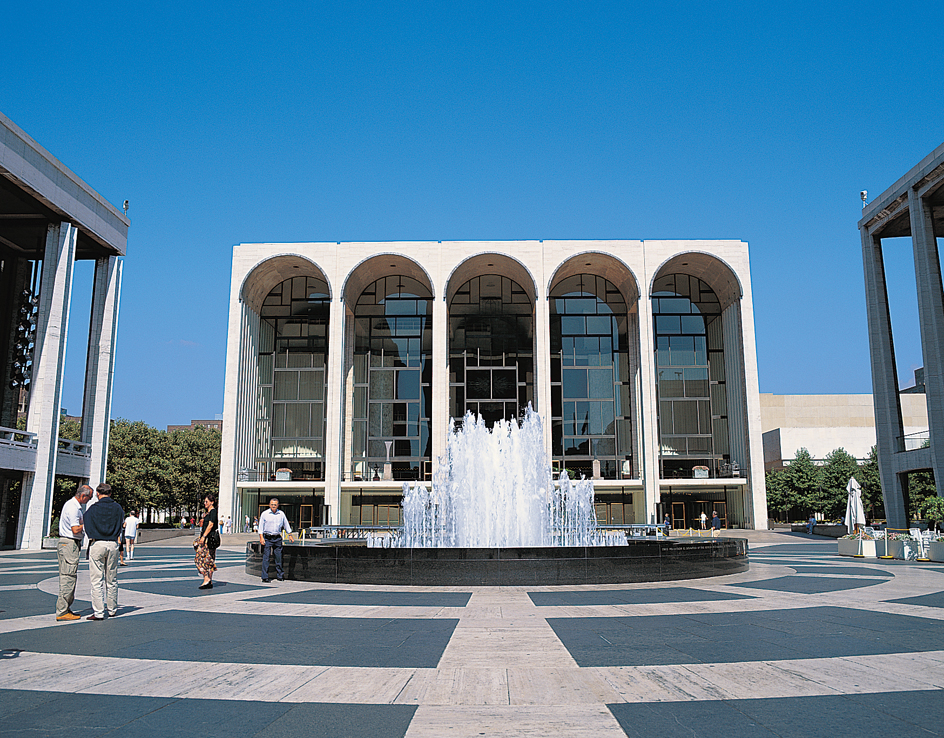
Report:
550,274,630,479
652,274,728,478
256,276,330,480
351,276,432,481
449,275,533,427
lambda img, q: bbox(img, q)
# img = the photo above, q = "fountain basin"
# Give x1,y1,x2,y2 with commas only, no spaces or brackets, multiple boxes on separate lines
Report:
246,537,748,586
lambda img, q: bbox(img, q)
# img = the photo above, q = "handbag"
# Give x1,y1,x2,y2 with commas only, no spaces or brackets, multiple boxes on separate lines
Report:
207,528,221,549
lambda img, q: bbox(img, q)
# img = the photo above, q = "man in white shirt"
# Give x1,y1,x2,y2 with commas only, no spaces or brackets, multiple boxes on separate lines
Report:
56,485,93,621
123,510,141,560
258,498,294,582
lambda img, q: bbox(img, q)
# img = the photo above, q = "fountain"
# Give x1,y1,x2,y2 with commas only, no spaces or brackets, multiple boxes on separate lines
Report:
398,408,603,549
246,408,749,585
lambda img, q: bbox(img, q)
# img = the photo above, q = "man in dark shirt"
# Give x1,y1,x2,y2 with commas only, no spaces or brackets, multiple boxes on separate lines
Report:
83,483,124,620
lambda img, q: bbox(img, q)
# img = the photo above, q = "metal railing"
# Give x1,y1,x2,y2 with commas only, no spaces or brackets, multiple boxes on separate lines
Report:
58,438,91,457
0,425,37,449
897,430,930,452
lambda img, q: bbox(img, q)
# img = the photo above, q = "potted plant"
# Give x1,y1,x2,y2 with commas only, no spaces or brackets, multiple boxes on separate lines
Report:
838,531,877,557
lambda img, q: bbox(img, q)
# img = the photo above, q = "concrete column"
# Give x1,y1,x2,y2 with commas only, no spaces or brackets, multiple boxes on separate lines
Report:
908,188,944,499
636,286,660,523
17,222,77,549
322,297,346,523
81,256,122,488
431,293,449,471
533,284,552,451
861,227,908,529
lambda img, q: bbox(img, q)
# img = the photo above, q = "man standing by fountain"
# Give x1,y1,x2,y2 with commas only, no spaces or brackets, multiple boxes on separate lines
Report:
258,498,294,582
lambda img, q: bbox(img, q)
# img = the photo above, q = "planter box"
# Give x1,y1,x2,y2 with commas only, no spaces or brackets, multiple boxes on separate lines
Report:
929,541,944,562
885,540,919,560
838,539,877,557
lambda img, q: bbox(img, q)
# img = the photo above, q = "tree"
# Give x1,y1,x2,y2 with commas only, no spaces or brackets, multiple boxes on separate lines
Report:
783,448,821,516
819,448,861,518
106,419,173,515
168,426,222,517
858,446,884,519
764,469,792,521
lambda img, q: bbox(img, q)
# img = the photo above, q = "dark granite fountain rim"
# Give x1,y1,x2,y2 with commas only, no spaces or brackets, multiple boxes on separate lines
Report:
245,537,749,585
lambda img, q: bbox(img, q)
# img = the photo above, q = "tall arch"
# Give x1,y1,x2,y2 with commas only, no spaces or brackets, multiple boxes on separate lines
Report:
446,254,536,427
547,254,641,482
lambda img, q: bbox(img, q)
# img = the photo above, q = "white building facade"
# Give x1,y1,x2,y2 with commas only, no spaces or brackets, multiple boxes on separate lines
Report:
220,240,767,532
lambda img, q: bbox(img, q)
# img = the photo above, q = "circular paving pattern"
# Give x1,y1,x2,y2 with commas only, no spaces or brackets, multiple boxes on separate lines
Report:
1,531,943,737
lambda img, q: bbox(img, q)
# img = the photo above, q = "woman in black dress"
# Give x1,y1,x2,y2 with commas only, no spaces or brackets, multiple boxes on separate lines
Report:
193,493,219,589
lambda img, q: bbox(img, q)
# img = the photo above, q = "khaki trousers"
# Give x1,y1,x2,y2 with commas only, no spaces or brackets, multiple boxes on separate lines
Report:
88,540,119,617
56,538,81,617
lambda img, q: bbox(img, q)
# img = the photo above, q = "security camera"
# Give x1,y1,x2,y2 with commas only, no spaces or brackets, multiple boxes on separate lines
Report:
860,191,868,201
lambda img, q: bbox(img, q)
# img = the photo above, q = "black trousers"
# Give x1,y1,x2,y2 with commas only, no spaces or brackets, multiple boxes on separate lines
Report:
261,536,283,579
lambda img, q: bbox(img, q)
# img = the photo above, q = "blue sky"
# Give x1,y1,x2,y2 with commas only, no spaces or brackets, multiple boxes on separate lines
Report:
2,1,942,429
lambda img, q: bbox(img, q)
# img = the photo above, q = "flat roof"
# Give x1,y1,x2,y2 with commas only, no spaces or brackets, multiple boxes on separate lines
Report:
859,141,944,239
0,110,128,258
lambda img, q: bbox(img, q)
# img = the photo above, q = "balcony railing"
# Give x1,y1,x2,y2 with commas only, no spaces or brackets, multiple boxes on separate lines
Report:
897,430,930,452
0,425,37,449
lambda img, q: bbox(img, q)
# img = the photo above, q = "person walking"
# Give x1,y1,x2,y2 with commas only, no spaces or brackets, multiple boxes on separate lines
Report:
83,483,124,620
193,493,220,590
663,513,671,534
245,514,250,533
55,485,93,621
123,510,140,561
258,498,294,582
711,510,722,537
700,511,707,530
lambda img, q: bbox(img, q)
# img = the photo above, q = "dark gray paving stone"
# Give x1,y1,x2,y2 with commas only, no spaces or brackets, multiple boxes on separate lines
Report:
0,609,458,668
0,689,177,737
548,606,944,666
255,702,415,738
887,591,944,608
245,589,472,607
118,579,266,597
0,589,91,619
730,576,887,593
608,690,944,738
787,565,894,577
0,573,61,585
528,587,755,606
0,689,416,738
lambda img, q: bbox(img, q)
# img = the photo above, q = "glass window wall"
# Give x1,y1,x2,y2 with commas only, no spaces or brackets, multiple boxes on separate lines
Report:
652,274,728,478
255,276,330,481
449,275,533,427
550,275,630,479
352,276,432,481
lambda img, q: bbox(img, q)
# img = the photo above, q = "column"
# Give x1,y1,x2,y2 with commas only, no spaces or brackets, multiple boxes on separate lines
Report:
431,292,449,471
861,226,908,529
322,297,346,523
81,256,122,489
533,283,552,452
17,222,77,549
636,290,660,523
909,188,944,499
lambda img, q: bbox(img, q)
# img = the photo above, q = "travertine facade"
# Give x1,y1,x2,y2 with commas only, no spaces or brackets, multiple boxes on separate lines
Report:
220,240,767,531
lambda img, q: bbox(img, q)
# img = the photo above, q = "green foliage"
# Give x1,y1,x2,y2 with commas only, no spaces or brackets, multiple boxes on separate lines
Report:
907,469,937,520
764,469,791,517
858,446,884,518
168,426,222,515
783,448,821,513
819,448,861,518
920,495,944,524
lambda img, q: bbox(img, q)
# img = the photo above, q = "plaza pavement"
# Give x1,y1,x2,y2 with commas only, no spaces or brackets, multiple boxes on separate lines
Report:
1,529,943,737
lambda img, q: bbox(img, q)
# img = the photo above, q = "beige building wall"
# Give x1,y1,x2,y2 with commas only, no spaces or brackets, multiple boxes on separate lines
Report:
760,393,929,470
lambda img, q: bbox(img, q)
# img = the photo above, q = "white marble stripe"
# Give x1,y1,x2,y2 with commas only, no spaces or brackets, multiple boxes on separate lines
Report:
1,650,941,706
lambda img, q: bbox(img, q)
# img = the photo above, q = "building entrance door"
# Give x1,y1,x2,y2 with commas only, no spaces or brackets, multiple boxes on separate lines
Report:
671,502,686,530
